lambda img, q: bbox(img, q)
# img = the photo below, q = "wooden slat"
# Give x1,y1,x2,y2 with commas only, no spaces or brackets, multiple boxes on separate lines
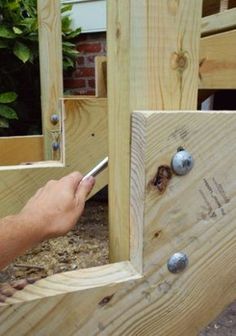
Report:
0,136,43,165
108,0,202,264
0,98,108,217
199,30,236,89
201,8,236,36
220,0,229,11
131,111,236,335
1,111,236,336
95,56,107,97
38,1,63,160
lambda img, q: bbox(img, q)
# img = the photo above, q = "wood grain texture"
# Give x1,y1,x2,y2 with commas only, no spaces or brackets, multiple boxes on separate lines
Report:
201,8,236,36
0,98,108,217
0,136,43,165
37,0,63,160
220,0,229,11
199,30,236,89
108,0,202,263
130,111,236,335
1,111,235,336
95,56,107,97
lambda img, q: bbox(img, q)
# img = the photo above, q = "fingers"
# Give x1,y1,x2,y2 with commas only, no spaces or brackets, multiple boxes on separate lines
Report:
60,172,83,191
75,176,95,209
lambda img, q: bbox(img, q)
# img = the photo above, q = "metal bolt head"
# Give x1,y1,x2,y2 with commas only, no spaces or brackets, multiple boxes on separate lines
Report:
171,148,193,176
52,142,60,151
167,252,189,274
50,114,59,125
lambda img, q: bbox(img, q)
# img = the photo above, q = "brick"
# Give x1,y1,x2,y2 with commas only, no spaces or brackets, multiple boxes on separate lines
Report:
77,43,102,53
63,78,86,89
88,79,95,88
86,55,95,65
77,56,85,65
86,89,95,95
75,67,95,78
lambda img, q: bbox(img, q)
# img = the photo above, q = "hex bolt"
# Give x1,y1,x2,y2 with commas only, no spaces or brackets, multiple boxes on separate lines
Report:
50,114,59,125
52,142,60,151
171,147,193,176
167,252,189,274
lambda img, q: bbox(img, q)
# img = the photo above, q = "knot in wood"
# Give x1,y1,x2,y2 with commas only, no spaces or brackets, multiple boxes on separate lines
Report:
171,51,188,71
152,165,172,194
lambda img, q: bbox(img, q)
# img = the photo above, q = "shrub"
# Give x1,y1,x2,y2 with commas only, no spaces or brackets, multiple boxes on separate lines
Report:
0,0,80,135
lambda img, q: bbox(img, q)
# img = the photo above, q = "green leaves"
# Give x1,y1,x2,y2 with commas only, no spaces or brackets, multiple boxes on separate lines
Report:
0,92,17,104
0,26,16,39
0,92,18,127
0,0,81,130
13,41,31,63
0,105,18,120
0,118,9,128
0,92,18,128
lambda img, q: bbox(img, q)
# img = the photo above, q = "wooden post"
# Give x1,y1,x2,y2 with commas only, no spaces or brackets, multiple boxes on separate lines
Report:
1,111,236,336
37,0,63,160
108,0,203,264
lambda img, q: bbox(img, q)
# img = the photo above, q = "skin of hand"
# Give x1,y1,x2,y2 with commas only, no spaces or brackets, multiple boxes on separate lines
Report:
20,172,96,239
0,172,95,270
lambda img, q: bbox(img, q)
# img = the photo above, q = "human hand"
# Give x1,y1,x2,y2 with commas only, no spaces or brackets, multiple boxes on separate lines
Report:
19,172,95,240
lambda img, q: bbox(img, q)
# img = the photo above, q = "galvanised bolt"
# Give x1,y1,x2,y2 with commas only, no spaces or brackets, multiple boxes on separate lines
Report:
50,114,59,125
52,142,60,151
167,252,189,274
171,147,193,176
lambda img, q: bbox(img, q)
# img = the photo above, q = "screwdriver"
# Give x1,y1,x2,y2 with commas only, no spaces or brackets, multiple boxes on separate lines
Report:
82,157,108,181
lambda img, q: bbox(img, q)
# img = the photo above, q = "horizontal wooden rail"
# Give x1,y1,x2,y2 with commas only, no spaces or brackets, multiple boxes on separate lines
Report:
201,8,236,36
0,136,43,165
199,30,236,89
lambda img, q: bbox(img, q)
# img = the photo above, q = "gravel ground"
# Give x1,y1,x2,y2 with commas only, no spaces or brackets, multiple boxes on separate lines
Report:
0,200,235,334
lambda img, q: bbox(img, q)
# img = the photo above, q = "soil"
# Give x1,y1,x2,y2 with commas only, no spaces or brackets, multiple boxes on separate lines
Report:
0,201,109,283
0,200,235,335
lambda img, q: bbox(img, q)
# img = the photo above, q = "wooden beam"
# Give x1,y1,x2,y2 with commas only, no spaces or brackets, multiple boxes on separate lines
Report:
1,111,236,336
220,0,229,11
95,56,107,97
201,8,236,36
0,136,43,165
0,98,108,217
38,0,63,160
108,0,203,263
132,111,236,334
199,30,236,89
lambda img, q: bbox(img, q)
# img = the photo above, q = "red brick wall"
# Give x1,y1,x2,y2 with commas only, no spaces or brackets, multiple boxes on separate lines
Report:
64,32,106,95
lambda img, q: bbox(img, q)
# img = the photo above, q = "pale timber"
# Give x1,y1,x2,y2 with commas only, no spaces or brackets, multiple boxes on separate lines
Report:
108,0,202,264
199,30,236,89
201,8,236,36
38,0,63,160
0,98,108,217
95,56,107,97
0,136,43,165
1,111,236,336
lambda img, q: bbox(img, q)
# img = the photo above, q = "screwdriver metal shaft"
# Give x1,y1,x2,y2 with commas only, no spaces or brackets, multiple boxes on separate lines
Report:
82,157,108,181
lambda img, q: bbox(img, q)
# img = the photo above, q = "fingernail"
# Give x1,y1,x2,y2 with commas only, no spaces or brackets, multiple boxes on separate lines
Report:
84,176,95,185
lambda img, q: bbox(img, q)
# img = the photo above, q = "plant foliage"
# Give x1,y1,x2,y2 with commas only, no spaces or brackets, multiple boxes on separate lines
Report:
0,0,80,134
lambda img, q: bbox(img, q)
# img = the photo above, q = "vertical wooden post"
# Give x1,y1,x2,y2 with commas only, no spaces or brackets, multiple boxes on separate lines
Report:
108,0,203,264
38,0,63,160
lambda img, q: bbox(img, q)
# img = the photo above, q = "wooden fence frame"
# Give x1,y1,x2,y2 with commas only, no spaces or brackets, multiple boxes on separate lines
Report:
0,1,236,335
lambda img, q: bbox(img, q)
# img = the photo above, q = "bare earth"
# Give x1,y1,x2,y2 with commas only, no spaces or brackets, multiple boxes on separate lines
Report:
0,200,235,335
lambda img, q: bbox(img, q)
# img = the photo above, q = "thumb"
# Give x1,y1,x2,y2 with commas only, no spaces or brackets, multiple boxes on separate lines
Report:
75,176,95,206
